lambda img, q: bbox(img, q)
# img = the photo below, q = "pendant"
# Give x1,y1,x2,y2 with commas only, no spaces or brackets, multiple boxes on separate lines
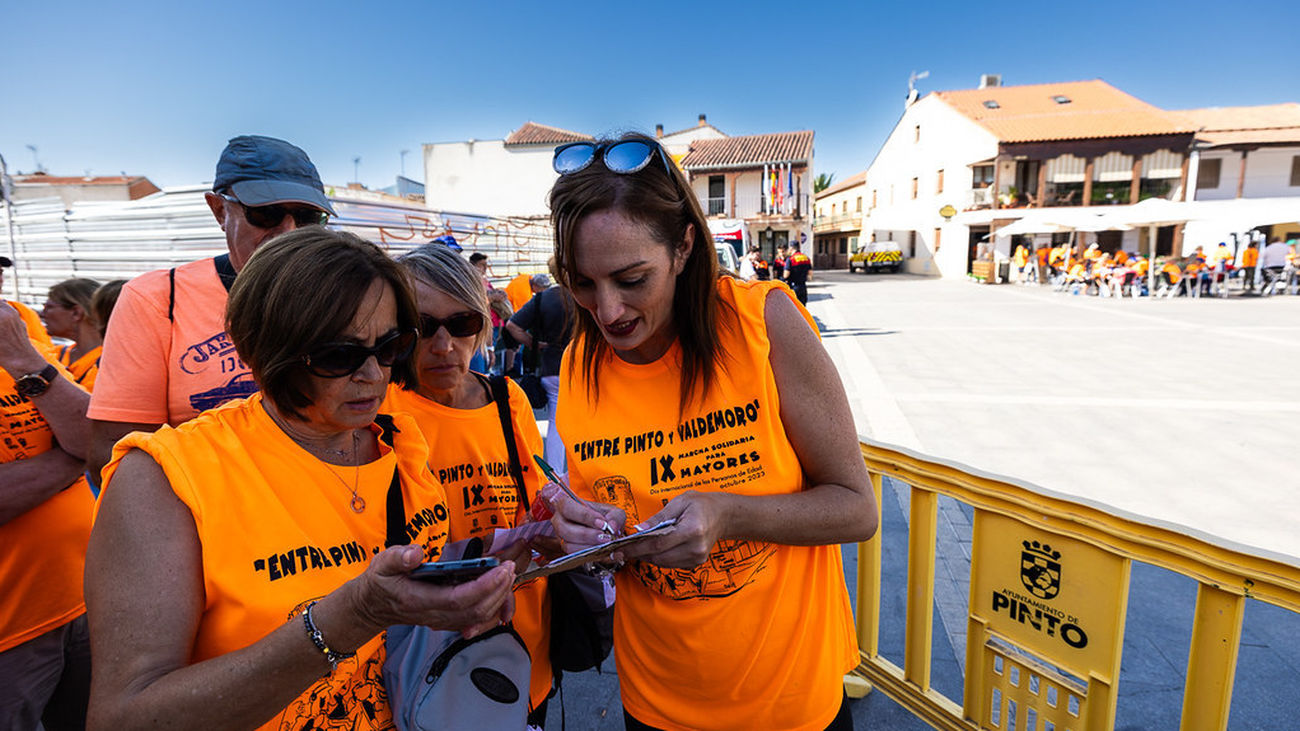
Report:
350,495,366,513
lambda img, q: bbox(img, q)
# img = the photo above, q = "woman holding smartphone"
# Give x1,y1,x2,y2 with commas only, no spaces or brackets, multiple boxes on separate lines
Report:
85,229,515,730
544,134,879,731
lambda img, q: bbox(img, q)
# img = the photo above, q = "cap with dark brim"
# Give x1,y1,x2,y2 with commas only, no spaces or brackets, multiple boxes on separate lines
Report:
0,256,12,267
227,179,337,216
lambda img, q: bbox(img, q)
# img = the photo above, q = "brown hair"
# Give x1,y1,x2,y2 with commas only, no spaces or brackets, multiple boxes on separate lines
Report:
548,132,731,412
91,279,126,338
48,278,100,327
226,228,419,420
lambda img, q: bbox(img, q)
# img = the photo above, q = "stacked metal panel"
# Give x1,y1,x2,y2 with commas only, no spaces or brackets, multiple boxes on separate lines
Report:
1,189,555,307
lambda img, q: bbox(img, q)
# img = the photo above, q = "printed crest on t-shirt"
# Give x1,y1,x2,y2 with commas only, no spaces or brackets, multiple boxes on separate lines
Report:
181,331,257,412
630,540,776,601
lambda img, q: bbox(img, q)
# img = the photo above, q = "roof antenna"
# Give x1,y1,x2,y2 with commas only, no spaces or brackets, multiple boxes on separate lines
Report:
907,70,929,107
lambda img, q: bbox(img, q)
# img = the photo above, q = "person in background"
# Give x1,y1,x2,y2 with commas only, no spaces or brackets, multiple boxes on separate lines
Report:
0,256,53,346
505,272,536,314
469,252,514,376
545,133,876,731
0,302,93,729
85,228,514,730
505,258,573,472
43,278,103,390
737,247,757,280
1012,244,1028,283
1261,238,1289,288
785,242,813,305
384,243,553,725
1240,242,1258,292
772,244,788,281
91,280,126,341
86,135,334,488
753,250,772,280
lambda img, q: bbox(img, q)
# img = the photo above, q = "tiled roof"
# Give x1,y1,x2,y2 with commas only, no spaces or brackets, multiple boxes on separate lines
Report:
680,130,814,169
1172,103,1300,147
935,80,1193,142
504,121,592,146
816,171,866,199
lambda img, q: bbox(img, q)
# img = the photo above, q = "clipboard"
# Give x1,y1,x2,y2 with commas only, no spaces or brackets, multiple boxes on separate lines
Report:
515,518,678,585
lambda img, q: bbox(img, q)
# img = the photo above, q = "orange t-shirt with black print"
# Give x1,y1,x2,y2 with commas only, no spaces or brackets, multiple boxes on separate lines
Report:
100,394,449,731
0,342,93,653
57,344,102,391
383,379,552,710
557,277,858,731
89,257,255,426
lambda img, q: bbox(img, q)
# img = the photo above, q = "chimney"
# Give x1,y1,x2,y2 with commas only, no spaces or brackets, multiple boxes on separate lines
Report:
698,114,707,128
979,74,1002,89
655,124,664,138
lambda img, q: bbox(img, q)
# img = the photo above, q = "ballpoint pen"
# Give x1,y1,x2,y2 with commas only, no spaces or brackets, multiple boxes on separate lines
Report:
533,454,616,537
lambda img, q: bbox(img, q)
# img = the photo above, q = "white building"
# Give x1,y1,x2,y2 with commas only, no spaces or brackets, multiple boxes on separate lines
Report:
1177,104,1300,244
422,118,814,258
862,79,1198,277
681,130,814,261
423,122,591,217
812,172,865,269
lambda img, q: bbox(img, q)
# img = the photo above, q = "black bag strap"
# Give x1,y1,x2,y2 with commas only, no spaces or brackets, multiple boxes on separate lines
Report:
488,375,530,511
213,253,237,292
167,267,176,322
376,413,407,548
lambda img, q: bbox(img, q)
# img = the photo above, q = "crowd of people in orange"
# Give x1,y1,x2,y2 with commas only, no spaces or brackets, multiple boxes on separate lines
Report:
1010,238,1299,298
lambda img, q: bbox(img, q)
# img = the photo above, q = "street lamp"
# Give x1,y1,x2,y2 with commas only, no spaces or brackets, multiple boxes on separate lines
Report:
352,156,361,185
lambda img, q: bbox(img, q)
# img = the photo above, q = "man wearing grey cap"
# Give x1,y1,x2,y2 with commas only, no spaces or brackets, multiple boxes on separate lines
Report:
86,136,334,486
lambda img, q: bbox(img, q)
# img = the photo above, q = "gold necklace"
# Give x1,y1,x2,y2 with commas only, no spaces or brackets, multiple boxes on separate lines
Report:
266,404,365,513
323,430,365,514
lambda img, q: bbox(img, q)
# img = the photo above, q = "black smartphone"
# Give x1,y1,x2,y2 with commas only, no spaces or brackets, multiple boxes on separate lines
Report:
408,558,500,586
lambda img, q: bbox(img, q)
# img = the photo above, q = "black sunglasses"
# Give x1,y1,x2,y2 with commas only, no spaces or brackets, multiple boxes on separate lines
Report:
301,329,417,378
418,311,485,339
553,140,674,178
222,194,329,229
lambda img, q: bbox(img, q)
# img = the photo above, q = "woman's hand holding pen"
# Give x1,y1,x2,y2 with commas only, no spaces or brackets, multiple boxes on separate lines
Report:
542,483,626,552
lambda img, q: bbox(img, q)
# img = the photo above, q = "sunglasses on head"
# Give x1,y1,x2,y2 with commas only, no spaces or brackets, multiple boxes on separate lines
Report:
418,311,485,339
301,329,417,378
221,194,329,229
552,140,674,178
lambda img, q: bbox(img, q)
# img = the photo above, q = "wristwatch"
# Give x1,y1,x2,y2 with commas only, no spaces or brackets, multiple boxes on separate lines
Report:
15,364,59,398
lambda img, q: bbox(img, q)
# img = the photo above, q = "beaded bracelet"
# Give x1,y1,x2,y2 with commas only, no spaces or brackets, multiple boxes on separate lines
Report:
302,600,355,672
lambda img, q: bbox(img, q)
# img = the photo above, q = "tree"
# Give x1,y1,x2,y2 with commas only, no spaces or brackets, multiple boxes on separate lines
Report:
813,172,836,193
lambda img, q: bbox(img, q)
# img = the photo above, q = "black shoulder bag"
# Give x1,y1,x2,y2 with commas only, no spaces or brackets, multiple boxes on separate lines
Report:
488,376,614,678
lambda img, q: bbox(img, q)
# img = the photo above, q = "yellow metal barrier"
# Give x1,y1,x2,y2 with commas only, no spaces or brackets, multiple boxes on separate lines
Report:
848,438,1300,731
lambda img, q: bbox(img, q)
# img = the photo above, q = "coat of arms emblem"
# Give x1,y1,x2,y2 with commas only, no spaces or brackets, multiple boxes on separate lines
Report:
1020,540,1062,600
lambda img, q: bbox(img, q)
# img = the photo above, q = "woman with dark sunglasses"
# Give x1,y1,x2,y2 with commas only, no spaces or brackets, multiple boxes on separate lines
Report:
544,133,879,731
84,229,516,731
383,243,555,726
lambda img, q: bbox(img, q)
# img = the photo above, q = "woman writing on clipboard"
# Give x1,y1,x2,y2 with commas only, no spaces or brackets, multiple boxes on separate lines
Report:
543,134,879,731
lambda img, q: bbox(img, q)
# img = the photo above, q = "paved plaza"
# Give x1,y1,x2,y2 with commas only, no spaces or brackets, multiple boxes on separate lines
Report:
813,270,1300,563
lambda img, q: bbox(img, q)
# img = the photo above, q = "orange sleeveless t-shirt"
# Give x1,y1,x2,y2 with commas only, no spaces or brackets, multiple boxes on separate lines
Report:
557,277,858,731
101,393,450,731
383,379,552,710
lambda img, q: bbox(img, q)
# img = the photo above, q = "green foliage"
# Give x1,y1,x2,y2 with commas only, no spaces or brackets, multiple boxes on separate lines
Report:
813,172,836,193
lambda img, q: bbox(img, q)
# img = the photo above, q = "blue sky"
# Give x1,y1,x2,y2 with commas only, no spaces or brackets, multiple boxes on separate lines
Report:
5,0,1298,192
